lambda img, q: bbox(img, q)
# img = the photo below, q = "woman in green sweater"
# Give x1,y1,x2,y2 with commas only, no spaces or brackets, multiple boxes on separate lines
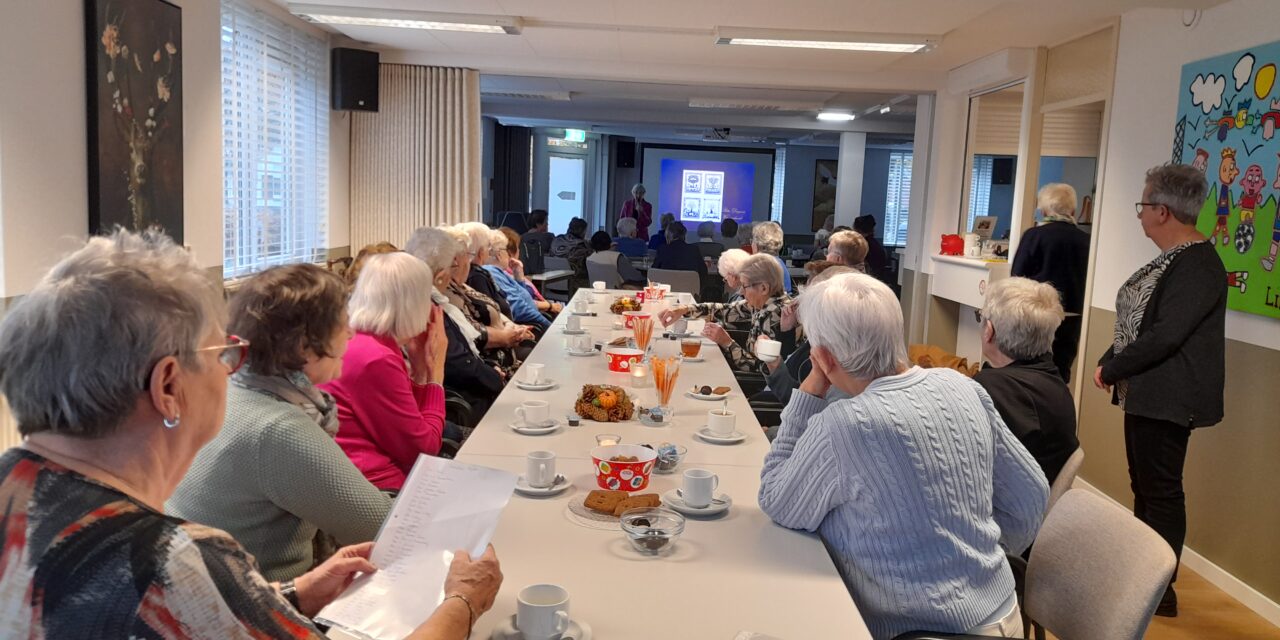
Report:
168,263,393,582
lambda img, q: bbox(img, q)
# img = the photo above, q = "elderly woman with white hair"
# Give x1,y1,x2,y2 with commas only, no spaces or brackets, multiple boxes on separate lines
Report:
1011,182,1090,382
458,221,514,321
661,253,792,372
483,227,550,332
752,220,793,293
0,230,502,638
697,220,725,259
759,272,1048,639
717,247,750,304
619,182,653,238
439,227,532,371
974,277,1080,485
613,216,648,257
318,252,450,493
407,227,505,417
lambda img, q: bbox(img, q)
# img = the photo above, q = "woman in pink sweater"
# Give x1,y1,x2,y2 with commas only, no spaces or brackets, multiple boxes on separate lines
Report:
321,252,448,492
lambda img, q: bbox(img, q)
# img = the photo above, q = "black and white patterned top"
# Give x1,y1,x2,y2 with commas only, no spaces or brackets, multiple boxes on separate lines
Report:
1112,240,1202,406
692,294,792,372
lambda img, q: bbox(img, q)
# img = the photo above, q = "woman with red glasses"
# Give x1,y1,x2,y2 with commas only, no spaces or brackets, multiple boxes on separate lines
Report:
168,263,394,583
0,230,501,639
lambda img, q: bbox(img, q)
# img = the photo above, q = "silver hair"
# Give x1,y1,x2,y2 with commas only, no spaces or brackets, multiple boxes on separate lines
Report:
737,253,785,297
0,229,223,437
615,216,638,238
487,228,509,256
1037,183,1078,221
697,221,716,238
717,248,749,277
1145,163,1208,224
736,222,754,246
348,252,435,342
799,272,908,379
455,222,491,256
827,230,868,265
405,226,463,275
631,183,646,196
752,221,784,255
981,277,1065,360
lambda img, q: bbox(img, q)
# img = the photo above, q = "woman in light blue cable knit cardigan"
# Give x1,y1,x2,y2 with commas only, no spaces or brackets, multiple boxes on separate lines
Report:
759,273,1049,640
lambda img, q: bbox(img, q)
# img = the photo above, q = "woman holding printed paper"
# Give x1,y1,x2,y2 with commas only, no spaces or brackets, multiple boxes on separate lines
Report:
0,230,501,638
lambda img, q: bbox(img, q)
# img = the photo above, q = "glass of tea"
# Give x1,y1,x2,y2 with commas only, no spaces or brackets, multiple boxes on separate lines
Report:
679,338,701,358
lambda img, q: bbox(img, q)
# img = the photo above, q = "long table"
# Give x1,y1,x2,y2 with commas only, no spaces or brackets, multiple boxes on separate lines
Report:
455,289,869,639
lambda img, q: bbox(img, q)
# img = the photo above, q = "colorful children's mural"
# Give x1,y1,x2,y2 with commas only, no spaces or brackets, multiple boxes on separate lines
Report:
1173,41,1280,319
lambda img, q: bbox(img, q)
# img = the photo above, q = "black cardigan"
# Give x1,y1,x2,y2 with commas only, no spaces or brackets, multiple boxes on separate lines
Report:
1098,242,1226,428
974,354,1080,484
1011,221,1090,313
441,313,503,418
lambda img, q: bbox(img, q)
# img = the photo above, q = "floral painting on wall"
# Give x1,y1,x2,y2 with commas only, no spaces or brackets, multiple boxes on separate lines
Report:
86,0,183,241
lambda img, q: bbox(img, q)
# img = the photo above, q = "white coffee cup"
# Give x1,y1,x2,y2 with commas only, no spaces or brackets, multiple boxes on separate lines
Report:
525,450,557,488
516,584,571,640
682,468,719,508
569,333,592,352
755,337,782,362
707,408,736,436
573,299,588,313
566,315,582,331
522,363,545,385
685,319,706,335
673,318,689,335
593,280,606,290
515,400,550,426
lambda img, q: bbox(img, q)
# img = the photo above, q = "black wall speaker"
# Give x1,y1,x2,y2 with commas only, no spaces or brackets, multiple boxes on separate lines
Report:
331,48,379,112
616,140,636,168
992,157,1016,185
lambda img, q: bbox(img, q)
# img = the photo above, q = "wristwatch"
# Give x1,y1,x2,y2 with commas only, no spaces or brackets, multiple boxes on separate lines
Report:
279,579,301,611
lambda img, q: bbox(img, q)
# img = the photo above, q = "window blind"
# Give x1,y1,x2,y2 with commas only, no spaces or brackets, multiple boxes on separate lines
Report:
884,151,913,246
966,155,994,233
221,0,328,279
770,146,786,222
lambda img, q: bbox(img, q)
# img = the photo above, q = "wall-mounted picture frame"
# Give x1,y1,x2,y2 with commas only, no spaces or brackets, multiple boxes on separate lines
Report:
811,159,837,231
85,0,183,241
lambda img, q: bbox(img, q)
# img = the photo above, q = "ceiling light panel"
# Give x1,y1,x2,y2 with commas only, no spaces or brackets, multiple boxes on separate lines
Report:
290,4,523,34
714,27,937,53
688,98,826,111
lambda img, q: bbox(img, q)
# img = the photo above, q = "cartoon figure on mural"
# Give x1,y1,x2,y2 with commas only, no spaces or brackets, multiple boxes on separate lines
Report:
1235,164,1265,253
1192,148,1211,173
1226,270,1249,293
1212,147,1239,247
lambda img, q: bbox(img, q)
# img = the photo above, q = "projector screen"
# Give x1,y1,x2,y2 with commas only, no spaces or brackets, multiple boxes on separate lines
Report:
641,146,774,226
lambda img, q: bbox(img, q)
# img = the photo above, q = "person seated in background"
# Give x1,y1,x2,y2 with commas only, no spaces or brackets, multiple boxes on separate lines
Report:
652,221,709,279
649,212,676,249
826,229,869,272
812,229,832,260
760,265,857,411
319,252,450,494
752,220,793,293
613,216,648,257
345,241,399,287
551,216,593,282
168,264,392,582
521,209,554,255
718,248,751,307
758,272,1048,639
737,221,755,253
662,254,791,372
719,218,739,248
854,214,889,280
696,221,725,259
0,230,501,638
484,228,550,332
407,227,505,417
587,230,646,287
459,222,513,321
497,226,562,317
974,277,1080,485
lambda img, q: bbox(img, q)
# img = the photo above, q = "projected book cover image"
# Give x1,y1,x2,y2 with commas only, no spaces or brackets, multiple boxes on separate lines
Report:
681,169,725,221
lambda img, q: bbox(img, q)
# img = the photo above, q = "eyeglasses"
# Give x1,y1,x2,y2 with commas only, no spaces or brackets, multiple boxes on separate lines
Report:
195,334,250,375
1134,202,1163,215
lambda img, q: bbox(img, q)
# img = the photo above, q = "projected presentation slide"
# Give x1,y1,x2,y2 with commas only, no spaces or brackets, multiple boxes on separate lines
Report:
658,159,755,224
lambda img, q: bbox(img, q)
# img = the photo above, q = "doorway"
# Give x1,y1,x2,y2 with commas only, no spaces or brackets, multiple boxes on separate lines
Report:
547,154,586,233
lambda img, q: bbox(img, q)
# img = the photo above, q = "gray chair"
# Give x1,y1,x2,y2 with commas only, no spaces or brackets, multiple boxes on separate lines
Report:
1046,447,1084,515
543,256,573,302
893,489,1175,640
648,267,701,297
586,255,622,289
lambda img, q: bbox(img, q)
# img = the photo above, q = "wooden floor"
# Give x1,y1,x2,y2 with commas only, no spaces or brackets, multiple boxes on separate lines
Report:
1043,565,1280,639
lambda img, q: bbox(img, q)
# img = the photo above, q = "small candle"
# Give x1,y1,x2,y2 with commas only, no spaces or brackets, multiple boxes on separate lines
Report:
631,363,649,387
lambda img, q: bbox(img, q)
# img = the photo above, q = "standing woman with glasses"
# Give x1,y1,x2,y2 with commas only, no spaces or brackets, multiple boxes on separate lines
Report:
1095,164,1226,617
0,230,502,638
168,264,393,582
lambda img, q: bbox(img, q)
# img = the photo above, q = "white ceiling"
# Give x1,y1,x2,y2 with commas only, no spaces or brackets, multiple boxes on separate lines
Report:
281,0,1225,141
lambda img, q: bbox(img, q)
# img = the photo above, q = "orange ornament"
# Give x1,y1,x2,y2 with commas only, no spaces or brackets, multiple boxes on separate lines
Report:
597,390,618,409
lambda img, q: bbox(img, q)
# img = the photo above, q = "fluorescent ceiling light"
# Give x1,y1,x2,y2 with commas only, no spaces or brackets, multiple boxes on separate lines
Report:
715,27,936,53
290,4,522,34
689,97,825,111
817,111,856,122
879,106,891,114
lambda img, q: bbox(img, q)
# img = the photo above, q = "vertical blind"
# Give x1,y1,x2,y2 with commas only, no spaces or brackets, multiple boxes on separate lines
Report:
770,147,786,222
966,156,994,233
884,151,913,246
221,0,328,279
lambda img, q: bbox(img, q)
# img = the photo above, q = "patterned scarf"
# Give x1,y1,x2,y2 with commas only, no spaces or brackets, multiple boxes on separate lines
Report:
232,369,340,437
1112,240,1202,405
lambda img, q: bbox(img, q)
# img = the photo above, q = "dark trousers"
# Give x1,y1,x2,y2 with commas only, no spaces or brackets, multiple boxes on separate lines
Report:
1050,315,1082,383
1124,413,1192,583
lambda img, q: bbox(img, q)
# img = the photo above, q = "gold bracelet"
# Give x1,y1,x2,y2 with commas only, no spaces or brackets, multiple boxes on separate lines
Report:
444,593,475,638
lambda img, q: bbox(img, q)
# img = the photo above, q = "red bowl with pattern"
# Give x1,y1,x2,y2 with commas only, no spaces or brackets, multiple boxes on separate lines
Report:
622,310,651,329
590,444,658,491
643,285,666,301
603,347,644,372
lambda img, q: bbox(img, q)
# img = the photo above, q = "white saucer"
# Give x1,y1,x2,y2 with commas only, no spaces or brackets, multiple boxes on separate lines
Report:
566,349,596,357
681,356,705,363
662,488,732,516
490,615,593,640
562,328,587,335
515,379,556,391
514,474,570,496
695,427,746,444
508,420,560,435
686,390,730,401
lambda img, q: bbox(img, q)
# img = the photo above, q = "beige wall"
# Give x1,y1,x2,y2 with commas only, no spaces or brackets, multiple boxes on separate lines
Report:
1078,308,1280,601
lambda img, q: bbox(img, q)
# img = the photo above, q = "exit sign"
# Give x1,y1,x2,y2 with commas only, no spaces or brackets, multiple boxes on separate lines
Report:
563,128,586,142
